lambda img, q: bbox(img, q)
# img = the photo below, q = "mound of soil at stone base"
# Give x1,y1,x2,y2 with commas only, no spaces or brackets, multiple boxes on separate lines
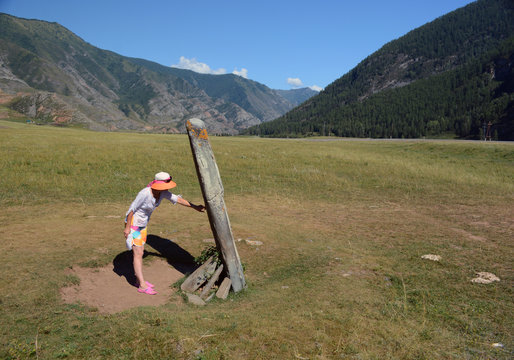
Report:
61,236,197,314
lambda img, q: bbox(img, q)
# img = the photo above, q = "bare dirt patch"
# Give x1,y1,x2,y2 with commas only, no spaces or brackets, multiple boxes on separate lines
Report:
61,254,189,314
60,233,198,314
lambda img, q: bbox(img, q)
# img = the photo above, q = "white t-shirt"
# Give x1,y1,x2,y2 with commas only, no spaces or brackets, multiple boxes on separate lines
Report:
125,187,179,227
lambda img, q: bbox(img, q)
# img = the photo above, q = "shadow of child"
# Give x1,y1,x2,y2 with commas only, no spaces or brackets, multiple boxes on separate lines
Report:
112,235,197,287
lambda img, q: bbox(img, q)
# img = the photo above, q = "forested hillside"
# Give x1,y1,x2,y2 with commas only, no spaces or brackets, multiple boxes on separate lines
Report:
245,0,514,139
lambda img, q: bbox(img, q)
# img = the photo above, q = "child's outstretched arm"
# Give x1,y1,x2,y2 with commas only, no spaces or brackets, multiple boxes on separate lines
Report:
177,196,205,212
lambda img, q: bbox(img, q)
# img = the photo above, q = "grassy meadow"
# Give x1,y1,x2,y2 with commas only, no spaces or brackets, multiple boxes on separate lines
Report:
0,119,513,359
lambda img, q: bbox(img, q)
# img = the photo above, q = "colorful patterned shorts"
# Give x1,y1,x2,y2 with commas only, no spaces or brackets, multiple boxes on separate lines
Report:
126,220,147,250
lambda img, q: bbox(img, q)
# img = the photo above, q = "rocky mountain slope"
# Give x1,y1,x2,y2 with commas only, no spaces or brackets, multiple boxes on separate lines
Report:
0,13,316,134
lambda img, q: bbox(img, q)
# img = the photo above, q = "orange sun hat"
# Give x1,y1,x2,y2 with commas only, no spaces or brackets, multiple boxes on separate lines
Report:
147,172,177,190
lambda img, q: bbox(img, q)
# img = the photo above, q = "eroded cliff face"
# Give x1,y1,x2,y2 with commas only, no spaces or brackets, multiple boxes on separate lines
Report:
0,59,282,134
357,52,465,101
0,14,313,134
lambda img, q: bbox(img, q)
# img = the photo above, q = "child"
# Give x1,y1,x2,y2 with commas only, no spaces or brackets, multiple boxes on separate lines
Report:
124,171,205,294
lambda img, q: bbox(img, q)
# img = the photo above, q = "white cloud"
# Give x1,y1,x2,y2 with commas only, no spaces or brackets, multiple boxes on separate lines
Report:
287,77,323,91
171,56,226,75
233,67,248,78
287,77,303,87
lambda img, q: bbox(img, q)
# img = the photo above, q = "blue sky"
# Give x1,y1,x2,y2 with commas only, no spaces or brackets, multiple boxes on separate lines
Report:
1,0,475,90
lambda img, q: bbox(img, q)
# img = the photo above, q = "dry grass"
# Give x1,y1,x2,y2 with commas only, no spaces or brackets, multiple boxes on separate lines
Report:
0,120,513,359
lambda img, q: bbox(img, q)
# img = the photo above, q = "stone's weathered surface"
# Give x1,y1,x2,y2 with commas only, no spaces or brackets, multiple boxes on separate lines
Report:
200,264,224,299
180,256,217,293
186,118,246,293
186,293,206,306
216,277,232,300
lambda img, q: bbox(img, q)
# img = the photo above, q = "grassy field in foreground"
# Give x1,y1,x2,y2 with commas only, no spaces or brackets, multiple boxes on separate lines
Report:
0,120,513,359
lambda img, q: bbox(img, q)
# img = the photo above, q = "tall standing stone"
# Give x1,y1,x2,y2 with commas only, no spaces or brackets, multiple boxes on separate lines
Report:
186,118,246,292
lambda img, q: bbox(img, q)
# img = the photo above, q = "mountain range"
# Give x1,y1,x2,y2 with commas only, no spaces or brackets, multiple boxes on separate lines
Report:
0,13,317,134
246,0,514,140
2,0,513,139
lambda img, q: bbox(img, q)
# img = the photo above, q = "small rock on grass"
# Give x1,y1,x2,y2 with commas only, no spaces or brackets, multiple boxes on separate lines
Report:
421,254,441,261
471,272,500,284
186,293,206,306
245,239,263,246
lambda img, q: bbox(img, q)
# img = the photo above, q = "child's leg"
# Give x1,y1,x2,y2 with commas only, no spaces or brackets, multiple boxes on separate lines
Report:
132,245,147,289
129,224,155,293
